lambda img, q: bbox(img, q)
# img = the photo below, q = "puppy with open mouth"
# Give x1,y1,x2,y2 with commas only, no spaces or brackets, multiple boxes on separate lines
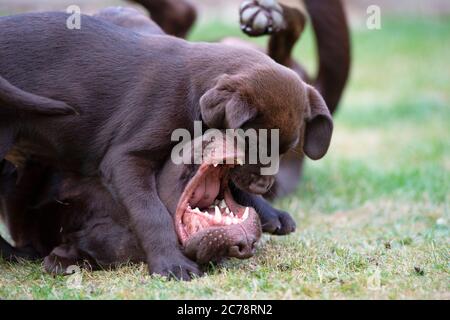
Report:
0,8,332,279
0,133,262,277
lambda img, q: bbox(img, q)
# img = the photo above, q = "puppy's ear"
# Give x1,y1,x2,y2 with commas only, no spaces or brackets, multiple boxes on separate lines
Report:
303,86,333,160
200,76,257,129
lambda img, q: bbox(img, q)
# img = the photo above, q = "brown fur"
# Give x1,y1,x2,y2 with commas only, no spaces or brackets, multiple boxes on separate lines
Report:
0,12,332,279
142,0,350,198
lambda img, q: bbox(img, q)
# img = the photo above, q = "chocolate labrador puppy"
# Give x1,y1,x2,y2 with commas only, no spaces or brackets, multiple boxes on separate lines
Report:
1,133,262,274
134,0,350,198
0,12,332,279
113,3,349,200
239,0,351,198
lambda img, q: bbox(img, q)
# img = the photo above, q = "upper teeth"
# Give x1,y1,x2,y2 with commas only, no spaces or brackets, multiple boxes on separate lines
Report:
242,207,249,221
214,206,222,223
192,207,202,214
224,216,232,225
187,205,250,225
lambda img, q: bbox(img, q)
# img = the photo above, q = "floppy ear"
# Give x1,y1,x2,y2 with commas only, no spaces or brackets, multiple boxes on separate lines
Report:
303,85,333,160
200,76,257,129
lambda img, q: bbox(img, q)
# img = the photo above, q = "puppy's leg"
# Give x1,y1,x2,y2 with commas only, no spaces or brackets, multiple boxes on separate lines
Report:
130,0,197,38
241,0,351,113
267,4,307,68
100,149,200,280
231,185,296,235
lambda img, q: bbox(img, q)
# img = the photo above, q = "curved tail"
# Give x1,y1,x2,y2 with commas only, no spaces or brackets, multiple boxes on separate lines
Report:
304,0,351,114
0,75,78,116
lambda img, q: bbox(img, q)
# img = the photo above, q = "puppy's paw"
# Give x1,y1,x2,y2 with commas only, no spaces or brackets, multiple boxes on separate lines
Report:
44,253,77,275
149,253,202,281
259,208,296,235
240,0,285,36
43,245,90,275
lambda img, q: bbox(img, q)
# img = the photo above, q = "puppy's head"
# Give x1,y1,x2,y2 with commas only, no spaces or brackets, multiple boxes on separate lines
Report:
200,66,333,194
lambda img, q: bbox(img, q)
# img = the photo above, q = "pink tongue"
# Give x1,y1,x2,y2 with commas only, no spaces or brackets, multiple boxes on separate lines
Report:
189,169,221,209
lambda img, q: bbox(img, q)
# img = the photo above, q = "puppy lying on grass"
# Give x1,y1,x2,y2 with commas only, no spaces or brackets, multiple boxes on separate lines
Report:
1,133,262,276
0,7,332,279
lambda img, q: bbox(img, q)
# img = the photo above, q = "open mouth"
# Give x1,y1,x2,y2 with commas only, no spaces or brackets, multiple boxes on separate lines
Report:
173,134,261,263
175,163,252,245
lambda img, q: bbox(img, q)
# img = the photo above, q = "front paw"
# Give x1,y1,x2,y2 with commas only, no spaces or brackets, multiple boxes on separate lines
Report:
260,208,296,235
149,253,202,281
239,0,285,36
44,248,80,275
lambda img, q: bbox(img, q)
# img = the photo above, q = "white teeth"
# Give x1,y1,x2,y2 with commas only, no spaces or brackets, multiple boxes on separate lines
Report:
225,207,230,214
232,218,240,224
214,206,222,223
213,162,218,167
192,207,202,214
243,207,249,221
224,216,232,225
219,200,227,209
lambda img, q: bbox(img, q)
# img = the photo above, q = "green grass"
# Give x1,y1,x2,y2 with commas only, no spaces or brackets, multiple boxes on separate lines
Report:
1,15,449,300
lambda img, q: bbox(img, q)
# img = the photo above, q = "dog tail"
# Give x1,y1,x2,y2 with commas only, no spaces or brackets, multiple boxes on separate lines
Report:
0,75,78,116
305,0,351,114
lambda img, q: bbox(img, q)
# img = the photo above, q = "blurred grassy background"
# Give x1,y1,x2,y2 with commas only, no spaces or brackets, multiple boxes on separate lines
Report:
0,1,449,299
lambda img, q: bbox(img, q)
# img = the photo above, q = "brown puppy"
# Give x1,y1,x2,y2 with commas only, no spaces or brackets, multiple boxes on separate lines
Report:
1,134,262,274
140,0,351,114
94,6,298,235
239,0,351,198
143,0,350,198
240,0,351,115
0,12,332,279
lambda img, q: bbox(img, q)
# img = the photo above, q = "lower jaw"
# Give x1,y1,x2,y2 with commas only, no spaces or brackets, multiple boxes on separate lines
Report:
174,163,255,247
